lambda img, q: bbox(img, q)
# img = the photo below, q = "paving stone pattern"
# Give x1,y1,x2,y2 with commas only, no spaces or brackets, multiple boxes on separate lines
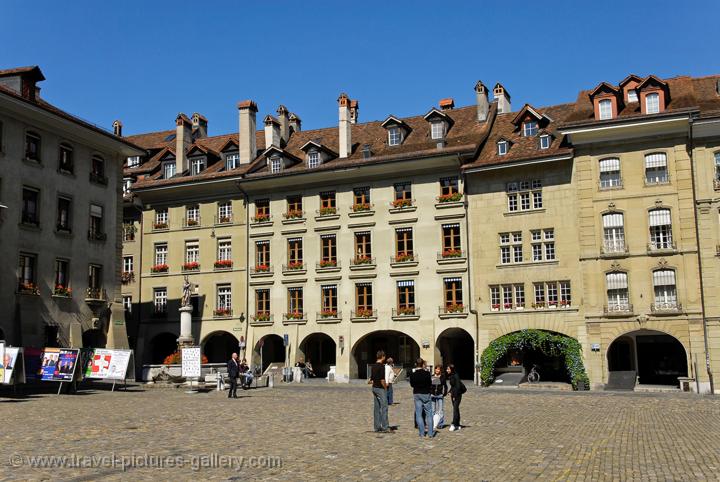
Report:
1,383,720,481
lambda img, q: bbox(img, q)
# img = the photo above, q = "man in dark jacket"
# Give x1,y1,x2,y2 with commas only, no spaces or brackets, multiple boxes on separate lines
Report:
409,358,435,438
227,353,240,398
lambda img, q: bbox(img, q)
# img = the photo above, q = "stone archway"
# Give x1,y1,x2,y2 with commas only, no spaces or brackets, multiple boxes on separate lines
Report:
82,329,107,349
299,333,336,378
436,328,475,380
351,330,420,379
254,334,285,373
202,331,238,363
607,329,688,387
148,332,178,364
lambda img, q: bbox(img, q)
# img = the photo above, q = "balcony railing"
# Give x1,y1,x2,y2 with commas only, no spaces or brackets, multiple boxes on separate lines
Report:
647,241,676,253
317,310,341,320
183,216,201,228
439,304,467,314
251,313,273,324
350,256,375,266
250,264,272,275
604,303,634,315
651,301,682,313
316,207,338,217
438,249,465,260
213,308,233,318
392,307,419,317
215,214,233,225
351,309,377,320
317,260,340,269
251,213,272,223
85,287,107,301
87,230,107,241
601,240,628,255
391,253,417,264
283,312,306,322
121,271,135,284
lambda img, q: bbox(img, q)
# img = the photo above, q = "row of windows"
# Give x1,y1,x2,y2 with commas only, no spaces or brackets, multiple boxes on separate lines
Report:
597,92,660,120
605,269,679,312
20,186,106,240
148,238,233,270
17,253,103,294
489,281,571,310
506,180,543,212
499,229,555,264
152,202,233,229
599,152,670,189
601,209,674,253
21,131,107,182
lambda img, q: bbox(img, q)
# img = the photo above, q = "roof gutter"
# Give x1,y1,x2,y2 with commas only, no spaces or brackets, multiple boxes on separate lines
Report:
558,110,695,135
463,153,573,174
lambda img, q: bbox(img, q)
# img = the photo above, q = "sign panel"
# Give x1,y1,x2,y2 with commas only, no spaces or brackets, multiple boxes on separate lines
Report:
0,342,5,383
181,347,201,378
283,334,289,347
83,349,132,380
39,348,79,382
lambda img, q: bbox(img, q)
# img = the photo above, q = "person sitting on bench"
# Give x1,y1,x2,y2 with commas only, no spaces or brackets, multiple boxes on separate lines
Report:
239,358,253,388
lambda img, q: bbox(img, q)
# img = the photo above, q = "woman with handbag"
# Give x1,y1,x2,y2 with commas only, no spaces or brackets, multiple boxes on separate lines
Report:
446,364,466,431
430,365,448,429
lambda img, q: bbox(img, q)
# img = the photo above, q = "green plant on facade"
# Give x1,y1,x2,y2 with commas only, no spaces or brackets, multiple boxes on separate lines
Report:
479,329,590,390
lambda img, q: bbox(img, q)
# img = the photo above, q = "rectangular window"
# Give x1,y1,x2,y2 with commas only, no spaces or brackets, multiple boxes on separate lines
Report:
217,201,232,223
607,272,629,310
393,182,412,202
255,199,270,221
22,187,39,225
440,177,459,196
645,153,668,184
319,191,336,214
127,156,141,168
89,204,104,238
431,122,445,140
599,99,613,120
225,152,239,170
523,120,538,137
91,157,105,178
218,238,232,261
497,141,508,155
286,195,302,217
520,192,531,210
444,277,463,307
123,295,133,314
502,284,513,310
255,289,270,315
25,132,41,161
355,231,372,260
88,264,102,290
308,151,320,169
599,158,621,188
649,209,673,250
321,285,338,312
395,227,414,260
190,157,206,175
53,258,70,289
122,256,133,274
515,284,525,308
356,283,373,311
534,283,546,307
397,280,415,313
388,128,402,146
270,156,282,173
154,243,168,266
59,144,74,173
18,253,36,288
627,89,638,102
154,208,168,227
56,196,71,232
185,241,199,264
646,93,660,114
255,240,270,266
353,187,371,206
185,205,200,226
287,237,303,265
154,288,168,314
287,287,303,316
560,281,572,306
320,234,337,264
490,285,501,310
217,284,232,311
539,135,551,149
163,161,176,179
442,223,461,254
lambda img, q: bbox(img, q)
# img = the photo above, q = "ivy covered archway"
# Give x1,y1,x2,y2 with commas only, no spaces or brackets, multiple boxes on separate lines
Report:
480,329,589,390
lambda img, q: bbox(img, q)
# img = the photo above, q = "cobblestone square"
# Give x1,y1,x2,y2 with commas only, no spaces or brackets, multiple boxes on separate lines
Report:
2,383,720,481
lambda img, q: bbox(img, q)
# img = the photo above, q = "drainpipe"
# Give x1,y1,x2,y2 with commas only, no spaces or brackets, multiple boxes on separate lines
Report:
461,168,480,385
688,117,715,394
236,183,251,363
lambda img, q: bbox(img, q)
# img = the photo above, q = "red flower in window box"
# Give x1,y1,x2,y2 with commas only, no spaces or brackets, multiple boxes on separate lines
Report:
437,192,464,203
186,218,199,226
491,303,500,310
319,259,337,268
548,301,558,306
213,308,232,317
445,303,465,313
182,261,200,271
391,199,413,209
442,249,463,258
151,264,169,273
121,271,135,284
397,306,416,316
285,311,304,320
503,303,513,309
320,309,338,318
354,255,373,265
560,299,570,307
319,206,337,216
53,284,72,297
153,221,168,230
214,260,233,269
283,209,304,219
287,261,304,270
395,253,415,263
252,213,270,223
219,215,232,223
352,203,371,212
254,264,270,272
355,308,375,318
254,312,271,322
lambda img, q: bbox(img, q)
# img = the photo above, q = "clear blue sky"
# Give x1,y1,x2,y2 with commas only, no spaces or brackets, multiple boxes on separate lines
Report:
2,1,719,136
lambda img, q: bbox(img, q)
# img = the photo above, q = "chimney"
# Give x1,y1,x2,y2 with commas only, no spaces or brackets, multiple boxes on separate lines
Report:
276,105,290,145
350,100,359,124
238,100,258,164
475,81,489,121
264,115,281,148
112,120,123,137
289,113,302,133
191,113,208,138
175,113,192,175
338,93,352,158
0,66,45,101
439,98,455,110
493,83,511,114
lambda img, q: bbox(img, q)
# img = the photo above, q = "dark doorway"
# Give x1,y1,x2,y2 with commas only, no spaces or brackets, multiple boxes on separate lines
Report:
148,332,178,364
203,331,238,363
352,330,419,378
82,328,107,349
256,334,285,373
299,333,336,378
636,334,687,385
436,328,474,380
607,336,635,371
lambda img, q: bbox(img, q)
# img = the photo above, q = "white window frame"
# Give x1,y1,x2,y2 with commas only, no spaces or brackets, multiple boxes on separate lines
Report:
270,156,282,173
190,157,206,176
539,134,550,149
225,152,239,170
154,243,168,266
127,156,140,168
599,99,613,120
308,151,321,169
217,284,232,310
627,89,638,103
497,140,508,155
185,241,200,264
155,208,168,225
122,256,133,273
218,238,232,261
599,157,622,188
431,121,445,140
388,128,402,146
646,92,660,114
162,161,176,179
645,152,668,184
154,288,167,313
523,120,538,137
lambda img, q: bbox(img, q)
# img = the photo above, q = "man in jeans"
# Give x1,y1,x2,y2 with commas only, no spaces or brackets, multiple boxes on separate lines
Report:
369,350,390,432
385,357,396,405
409,358,435,438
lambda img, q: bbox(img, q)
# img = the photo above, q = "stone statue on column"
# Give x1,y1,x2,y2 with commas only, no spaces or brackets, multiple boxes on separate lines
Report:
178,275,195,347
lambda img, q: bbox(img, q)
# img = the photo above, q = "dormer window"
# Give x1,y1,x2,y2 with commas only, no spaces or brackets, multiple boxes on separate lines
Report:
627,89,638,103
127,156,140,168
646,93,660,114
308,151,320,169
270,155,282,174
431,121,445,140
388,127,402,146
190,157,206,175
225,152,239,170
539,135,551,150
523,121,538,137
162,161,176,179
498,140,508,156
599,99,613,120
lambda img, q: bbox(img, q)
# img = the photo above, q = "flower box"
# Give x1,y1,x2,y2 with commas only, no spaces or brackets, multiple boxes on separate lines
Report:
254,312,271,322
445,303,465,313
182,262,200,271
491,304,501,310
214,260,233,269
186,218,199,227
121,272,135,284
213,308,232,317
441,249,463,258
287,261,304,270
319,207,337,216
354,256,373,265
391,199,413,209
531,302,546,309
254,264,270,273
503,303,513,309
394,253,415,263
352,203,371,212
53,285,72,297
355,309,374,318
285,311,304,320
151,264,169,273
252,213,270,223
397,307,416,316
437,192,464,203
153,222,168,230
319,310,338,318
218,215,232,224
283,210,304,220
319,260,337,268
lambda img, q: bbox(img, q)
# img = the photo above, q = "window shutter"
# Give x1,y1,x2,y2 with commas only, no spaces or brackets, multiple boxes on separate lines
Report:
602,213,624,228
653,270,676,286
397,280,415,287
442,223,460,229
444,277,462,283
645,153,667,168
606,272,628,289
599,158,620,172
90,205,103,217
395,227,412,233
648,209,671,226
320,234,336,239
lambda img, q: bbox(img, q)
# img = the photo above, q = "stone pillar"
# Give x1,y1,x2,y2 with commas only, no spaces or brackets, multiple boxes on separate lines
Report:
178,306,194,347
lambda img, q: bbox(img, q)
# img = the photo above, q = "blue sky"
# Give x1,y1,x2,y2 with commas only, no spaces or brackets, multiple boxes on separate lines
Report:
2,1,719,136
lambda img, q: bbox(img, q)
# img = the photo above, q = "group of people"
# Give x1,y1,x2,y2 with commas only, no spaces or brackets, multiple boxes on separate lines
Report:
226,352,254,398
370,350,465,437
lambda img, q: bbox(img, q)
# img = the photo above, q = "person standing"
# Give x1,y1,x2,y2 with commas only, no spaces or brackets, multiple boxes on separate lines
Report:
227,352,240,398
369,350,390,432
446,364,465,431
385,357,396,405
409,358,435,438
430,365,448,429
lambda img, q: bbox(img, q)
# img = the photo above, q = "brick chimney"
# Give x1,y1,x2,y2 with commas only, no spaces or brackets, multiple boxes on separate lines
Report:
264,115,281,148
439,98,455,110
112,120,123,137
192,113,208,138
289,113,302,133
493,83,511,114
238,100,258,164
475,81,489,121
276,105,290,145
175,113,192,174
338,93,352,158
350,100,359,124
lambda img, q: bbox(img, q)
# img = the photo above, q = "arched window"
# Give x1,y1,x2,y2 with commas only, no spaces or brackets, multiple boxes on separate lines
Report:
652,269,678,311
648,208,673,251
602,213,625,253
599,157,621,188
645,93,660,114
606,272,630,312
645,152,668,184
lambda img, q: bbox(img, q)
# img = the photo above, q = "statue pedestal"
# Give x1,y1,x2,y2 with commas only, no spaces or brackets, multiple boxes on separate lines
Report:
178,306,194,347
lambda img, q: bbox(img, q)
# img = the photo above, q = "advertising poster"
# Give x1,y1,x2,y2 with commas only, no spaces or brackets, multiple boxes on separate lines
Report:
84,349,131,380
40,348,79,382
181,346,201,378
0,341,5,383
3,347,19,384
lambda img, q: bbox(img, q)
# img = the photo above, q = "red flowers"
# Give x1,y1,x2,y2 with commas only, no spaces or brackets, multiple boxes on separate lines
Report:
441,249,463,258
283,209,304,220
214,260,233,269
352,203,371,212
319,260,337,268
391,199,413,209
287,261,304,270
182,261,200,271
151,264,169,273
252,213,270,223
437,192,463,203
213,308,232,317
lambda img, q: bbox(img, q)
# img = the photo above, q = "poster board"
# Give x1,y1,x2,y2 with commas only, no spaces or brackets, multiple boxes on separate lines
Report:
39,348,79,382
0,342,5,383
181,347,201,378
83,349,132,380
2,347,25,385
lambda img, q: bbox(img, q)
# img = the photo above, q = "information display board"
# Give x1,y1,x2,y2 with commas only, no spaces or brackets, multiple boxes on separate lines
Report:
181,347,201,378
83,349,132,380
2,347,25,384
39,348,79,382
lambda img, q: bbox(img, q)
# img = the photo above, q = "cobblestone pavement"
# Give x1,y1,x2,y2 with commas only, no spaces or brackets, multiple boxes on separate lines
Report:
2,382,720,481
